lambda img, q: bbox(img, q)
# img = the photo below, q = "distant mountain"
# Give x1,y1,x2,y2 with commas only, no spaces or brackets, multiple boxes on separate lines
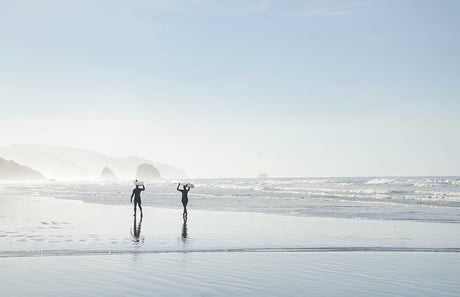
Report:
0,144,187,180
0,157,46,181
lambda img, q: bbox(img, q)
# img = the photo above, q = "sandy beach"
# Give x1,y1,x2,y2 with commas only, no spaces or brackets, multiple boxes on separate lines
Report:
1,194,459,296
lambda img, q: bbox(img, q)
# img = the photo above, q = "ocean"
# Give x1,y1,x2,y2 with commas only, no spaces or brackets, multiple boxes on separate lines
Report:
1,177,459,297
1,176,459,223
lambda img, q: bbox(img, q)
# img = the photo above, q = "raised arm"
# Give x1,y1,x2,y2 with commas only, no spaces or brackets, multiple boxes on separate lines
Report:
141,185,145,191
177,183,181,191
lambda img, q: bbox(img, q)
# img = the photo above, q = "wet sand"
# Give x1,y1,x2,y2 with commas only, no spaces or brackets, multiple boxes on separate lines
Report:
1,195,459,296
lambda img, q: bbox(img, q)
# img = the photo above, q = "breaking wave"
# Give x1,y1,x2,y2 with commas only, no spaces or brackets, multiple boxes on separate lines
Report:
1,176,459,222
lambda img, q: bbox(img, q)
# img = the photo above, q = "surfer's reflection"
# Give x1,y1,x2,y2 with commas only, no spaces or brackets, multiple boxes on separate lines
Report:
130,214,143,243
181,216,188,242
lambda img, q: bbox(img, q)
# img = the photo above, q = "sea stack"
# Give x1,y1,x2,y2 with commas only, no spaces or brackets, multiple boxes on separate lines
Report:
136,163,161,180
100,167,116,180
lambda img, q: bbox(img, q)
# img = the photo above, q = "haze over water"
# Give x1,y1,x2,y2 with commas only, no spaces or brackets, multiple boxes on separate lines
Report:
1,0,459,178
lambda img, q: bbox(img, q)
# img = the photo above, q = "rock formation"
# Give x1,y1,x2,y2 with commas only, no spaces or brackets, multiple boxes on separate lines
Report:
136,163,161,180
0,144,187,179
100,167,116,180
0,157,46,181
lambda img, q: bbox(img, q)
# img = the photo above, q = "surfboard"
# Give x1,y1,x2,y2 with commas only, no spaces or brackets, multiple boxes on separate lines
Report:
133,180,144,186
180,183,194,188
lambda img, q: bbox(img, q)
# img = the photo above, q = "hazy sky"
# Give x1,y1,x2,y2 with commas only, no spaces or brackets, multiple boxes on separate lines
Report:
1,0,459,177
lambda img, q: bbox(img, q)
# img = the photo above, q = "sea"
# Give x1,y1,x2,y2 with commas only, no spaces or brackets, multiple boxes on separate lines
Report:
1,177,460,297
1,176,459,223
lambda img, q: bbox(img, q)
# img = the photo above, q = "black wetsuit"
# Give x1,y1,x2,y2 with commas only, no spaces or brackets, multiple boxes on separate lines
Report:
131,185,145,214
178,187,190,215
179,189,189,207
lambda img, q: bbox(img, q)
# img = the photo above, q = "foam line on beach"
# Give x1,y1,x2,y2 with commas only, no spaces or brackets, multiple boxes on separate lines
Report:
1,247,459,258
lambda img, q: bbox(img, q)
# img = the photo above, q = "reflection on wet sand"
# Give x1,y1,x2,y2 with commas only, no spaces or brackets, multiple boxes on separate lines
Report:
130,214,143,243
181,216,188,242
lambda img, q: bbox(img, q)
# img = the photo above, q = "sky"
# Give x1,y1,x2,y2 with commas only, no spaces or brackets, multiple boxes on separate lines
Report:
0,0,459,178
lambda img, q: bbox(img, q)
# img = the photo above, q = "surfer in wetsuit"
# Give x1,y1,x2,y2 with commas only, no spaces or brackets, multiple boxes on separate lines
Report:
131,183,145,216
177,183,190,217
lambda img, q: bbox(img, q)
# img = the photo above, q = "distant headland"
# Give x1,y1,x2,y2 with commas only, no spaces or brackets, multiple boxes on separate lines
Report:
0,144,187,181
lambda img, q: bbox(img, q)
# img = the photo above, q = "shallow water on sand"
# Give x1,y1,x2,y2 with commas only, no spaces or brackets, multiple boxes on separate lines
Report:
1,195,459,256
2,253,459,297
1,195,459,296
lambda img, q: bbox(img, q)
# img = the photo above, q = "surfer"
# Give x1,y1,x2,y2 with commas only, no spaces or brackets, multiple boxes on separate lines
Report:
177,183,191,217
131,182,145,216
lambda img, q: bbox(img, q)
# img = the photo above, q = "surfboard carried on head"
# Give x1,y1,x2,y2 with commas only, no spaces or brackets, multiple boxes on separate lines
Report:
179,183,194,188
133,180,144,186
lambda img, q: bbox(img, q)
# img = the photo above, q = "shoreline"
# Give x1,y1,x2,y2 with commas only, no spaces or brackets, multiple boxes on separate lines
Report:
1,194,459,296
3,247,460,259
1,176,459,224
2,191,459,224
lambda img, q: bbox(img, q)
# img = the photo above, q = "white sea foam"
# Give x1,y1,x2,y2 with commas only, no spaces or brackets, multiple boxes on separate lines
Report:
1,176,459,222
365,178,399,184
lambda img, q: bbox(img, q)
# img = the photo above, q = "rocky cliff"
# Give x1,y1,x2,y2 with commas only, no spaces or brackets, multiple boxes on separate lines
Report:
0,157,46,181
